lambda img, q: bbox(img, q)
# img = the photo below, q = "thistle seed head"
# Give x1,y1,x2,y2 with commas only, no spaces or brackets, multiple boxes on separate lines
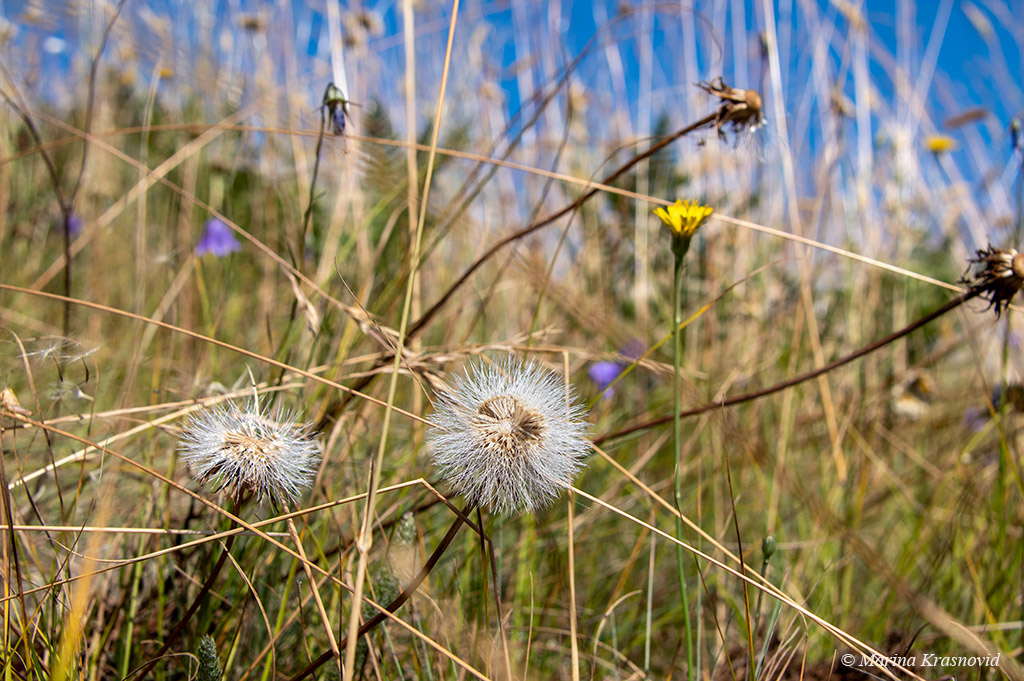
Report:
178,399,320,506
428,357,590,516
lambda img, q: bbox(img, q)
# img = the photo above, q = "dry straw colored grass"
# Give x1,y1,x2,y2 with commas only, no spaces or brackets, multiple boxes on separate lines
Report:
0,1,1022,680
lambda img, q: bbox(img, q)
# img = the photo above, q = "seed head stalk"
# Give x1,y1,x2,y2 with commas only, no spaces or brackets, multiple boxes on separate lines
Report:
299,91,328,262
671,247,694,681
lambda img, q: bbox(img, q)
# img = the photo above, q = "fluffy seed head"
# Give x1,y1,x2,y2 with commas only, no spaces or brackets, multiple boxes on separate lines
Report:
428,357,590,515
179,399,320,506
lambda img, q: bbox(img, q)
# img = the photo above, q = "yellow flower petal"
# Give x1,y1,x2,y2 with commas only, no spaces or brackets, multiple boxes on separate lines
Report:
653,199,714,238
923,134,957,153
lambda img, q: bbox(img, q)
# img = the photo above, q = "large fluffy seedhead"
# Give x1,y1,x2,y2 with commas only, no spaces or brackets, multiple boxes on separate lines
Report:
428,357,590,515
179,399,320,506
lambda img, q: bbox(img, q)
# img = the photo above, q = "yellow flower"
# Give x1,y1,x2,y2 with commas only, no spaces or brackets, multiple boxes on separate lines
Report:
923,134,957,153
653,199,714,238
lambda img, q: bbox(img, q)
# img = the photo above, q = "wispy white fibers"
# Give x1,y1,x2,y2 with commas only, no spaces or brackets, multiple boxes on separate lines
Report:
179,400,320,505
428,357,590,515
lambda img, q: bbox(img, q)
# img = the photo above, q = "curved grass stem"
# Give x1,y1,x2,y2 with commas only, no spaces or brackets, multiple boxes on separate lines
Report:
289,503,472,681
600,289,980,445
137,500,242,681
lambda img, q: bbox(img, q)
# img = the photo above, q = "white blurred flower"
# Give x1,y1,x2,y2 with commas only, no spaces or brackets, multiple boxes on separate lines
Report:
42,36,66,54
428,357,589,515
179,399,320,505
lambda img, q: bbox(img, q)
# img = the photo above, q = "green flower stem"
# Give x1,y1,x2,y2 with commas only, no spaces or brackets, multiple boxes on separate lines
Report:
672,241,694,681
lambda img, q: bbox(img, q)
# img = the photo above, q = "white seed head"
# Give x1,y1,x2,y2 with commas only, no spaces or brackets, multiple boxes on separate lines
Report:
428,357,590,515
178,400,321,505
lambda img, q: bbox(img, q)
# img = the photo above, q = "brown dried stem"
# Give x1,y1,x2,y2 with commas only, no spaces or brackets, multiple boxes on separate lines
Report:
596,289,981,445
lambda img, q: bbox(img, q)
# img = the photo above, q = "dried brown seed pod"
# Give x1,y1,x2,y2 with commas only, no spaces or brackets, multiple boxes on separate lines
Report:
961,246,1024,317
697,77,765,140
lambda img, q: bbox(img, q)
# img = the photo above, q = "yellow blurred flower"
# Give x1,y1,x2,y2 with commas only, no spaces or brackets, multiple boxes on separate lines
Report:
117,68,136,88
923,134,957,153
654,199,713,239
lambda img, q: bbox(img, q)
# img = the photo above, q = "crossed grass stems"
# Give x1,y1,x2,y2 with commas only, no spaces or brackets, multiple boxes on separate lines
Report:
4,413,986,681
3,62,1022,679
288,81,1021,678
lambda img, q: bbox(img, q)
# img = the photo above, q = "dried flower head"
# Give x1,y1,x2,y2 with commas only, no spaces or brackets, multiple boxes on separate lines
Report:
697,77,764,140
428,358,590,515
962,246,1024,317
238,12,265,32
179,399,320,505
1,387,31,417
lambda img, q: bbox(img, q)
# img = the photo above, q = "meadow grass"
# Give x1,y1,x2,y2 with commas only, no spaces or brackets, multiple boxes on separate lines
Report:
0,1,1022,680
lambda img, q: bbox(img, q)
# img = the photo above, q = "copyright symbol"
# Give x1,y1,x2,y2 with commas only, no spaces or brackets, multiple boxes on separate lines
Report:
841,654,855,666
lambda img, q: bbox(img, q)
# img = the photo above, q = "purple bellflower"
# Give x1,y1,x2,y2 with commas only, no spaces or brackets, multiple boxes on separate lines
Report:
196,217,241,257
588,361,624,399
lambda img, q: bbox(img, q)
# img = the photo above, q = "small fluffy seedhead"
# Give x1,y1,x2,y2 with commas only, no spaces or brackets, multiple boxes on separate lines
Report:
428,357,590,515
179,399,320,506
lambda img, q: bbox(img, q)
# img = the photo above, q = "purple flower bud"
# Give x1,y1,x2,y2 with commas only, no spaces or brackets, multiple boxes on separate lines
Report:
964,406,988,432
620,339,645,361
196,217,241,257
588,361,624,399
67,214,83,235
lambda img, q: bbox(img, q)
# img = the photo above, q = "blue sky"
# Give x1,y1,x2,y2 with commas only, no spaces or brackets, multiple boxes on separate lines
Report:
5,0,1022,202
11,1,1020,122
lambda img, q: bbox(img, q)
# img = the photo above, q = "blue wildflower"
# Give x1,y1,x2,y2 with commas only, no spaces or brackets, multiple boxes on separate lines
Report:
588,361,624,399
196,217,241,257
67,214,83,235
